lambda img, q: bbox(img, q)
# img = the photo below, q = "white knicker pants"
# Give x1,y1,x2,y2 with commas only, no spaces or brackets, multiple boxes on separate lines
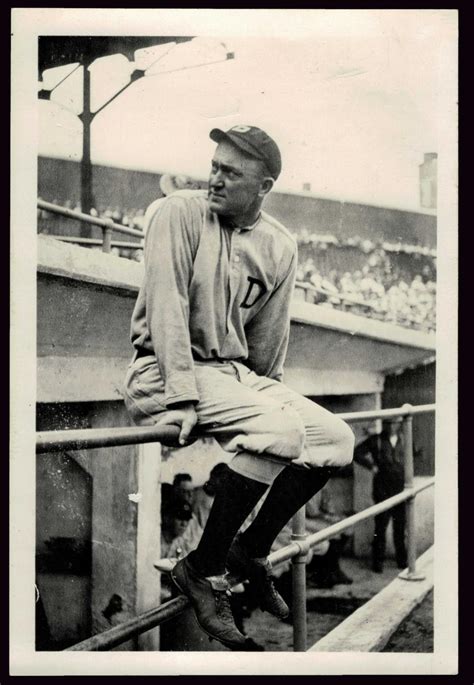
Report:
123,356,354,485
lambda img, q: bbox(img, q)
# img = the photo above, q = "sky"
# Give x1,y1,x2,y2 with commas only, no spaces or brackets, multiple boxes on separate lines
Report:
37,9,457,211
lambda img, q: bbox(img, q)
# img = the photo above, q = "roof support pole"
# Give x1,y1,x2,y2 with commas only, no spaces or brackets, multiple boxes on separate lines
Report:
80,60,94,235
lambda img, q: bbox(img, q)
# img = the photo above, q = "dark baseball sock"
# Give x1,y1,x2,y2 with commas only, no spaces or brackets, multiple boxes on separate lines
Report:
189,465,268,577
238,465,339,559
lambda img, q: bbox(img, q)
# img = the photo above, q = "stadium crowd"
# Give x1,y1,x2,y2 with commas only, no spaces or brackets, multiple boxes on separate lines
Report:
295,250,436,332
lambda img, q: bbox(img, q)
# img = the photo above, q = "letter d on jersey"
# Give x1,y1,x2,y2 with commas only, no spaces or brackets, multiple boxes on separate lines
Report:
240,277,267,309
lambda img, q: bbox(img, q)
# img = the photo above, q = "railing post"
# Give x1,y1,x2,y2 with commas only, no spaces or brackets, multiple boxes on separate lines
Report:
400,404,425,581
291,506,308,651
102,221,113,253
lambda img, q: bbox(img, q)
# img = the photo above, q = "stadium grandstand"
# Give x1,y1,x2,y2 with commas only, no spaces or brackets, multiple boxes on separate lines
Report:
37,156,437,333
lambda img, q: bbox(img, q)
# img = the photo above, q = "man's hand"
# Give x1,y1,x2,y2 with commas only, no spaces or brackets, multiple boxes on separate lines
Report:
156,401,198,446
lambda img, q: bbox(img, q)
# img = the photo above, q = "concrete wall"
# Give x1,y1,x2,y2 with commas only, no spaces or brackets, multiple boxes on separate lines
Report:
36,449,92,647
36,401,162,650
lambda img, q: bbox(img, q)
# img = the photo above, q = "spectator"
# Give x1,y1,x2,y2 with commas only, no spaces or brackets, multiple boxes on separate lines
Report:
353,418,408,573
160,496,203,561
158,494,204,603
172,473,194,505
112,206,123,224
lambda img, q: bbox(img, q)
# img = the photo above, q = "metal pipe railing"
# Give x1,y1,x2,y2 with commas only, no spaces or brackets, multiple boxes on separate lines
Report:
38,199,144,252
268,479,434,568
36,424,181,453
36,404,435,454
64,479,433,652
51,236,144,251
403,412,418,577
66,596,189,651
294,280,377,311
337,403,434,423
291,507,308,651
37,402,435,652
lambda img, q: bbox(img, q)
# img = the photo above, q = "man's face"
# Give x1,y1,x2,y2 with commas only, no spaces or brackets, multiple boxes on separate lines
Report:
208,141,268,223
388,421,402,437
174,481,194,504
171,517,190,538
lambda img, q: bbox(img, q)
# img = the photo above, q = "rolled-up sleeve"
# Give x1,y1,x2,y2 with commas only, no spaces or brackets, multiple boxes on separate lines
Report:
144,198,199,407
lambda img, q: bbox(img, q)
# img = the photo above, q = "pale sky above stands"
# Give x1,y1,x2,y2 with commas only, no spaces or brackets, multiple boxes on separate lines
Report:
38,10,456,211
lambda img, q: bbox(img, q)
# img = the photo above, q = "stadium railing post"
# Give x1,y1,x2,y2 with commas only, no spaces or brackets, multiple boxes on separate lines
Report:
291,506,308,651
399,404,425,581
102,221,113,253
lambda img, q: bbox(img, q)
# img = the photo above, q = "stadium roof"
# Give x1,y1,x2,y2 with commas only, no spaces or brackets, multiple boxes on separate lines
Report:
38,36,193,77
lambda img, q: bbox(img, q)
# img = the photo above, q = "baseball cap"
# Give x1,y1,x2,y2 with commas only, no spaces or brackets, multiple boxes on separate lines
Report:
209,125,282,180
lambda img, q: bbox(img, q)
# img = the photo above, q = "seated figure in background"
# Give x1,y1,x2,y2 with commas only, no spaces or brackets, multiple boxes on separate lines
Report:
159,495,203,601
161,496,203,561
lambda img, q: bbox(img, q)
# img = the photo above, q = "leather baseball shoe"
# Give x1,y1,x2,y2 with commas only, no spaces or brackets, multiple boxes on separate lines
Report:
171,555,263,651
226,535,290,620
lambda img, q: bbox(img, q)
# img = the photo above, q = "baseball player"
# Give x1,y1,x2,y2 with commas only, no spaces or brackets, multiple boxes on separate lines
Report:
124,125,354,651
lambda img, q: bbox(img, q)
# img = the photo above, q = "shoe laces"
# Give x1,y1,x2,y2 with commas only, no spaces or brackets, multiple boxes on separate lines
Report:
265,576,278,594
213,587,235,625
263,576,282,603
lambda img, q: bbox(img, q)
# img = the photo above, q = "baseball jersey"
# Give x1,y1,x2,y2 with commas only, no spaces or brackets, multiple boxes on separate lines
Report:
130,189,297,407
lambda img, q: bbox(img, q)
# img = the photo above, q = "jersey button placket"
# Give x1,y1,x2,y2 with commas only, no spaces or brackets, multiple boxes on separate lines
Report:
228,233,238,330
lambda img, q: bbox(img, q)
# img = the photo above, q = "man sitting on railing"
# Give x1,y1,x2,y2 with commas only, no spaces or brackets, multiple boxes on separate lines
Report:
123,124,355,651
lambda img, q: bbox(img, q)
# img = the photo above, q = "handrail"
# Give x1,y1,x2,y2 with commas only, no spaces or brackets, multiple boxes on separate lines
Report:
38,199,144,239
36,404,435,454
36,424,181,453
269,478,434,567
295,280,377,311
337,403,434,422
66,596,190,651
52,236,144,251
65,480,434,651
36,402,435,652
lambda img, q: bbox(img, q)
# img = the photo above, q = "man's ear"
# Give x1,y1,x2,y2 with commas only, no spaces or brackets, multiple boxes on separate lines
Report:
259,176,274,197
